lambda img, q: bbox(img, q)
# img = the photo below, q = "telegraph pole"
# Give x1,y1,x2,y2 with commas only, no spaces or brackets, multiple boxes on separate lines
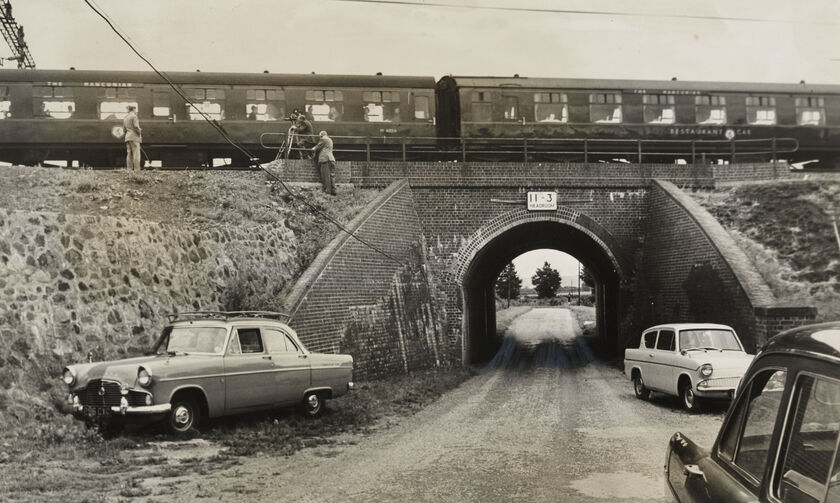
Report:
577,261,581,306
506,263,512,309
0,1,36,68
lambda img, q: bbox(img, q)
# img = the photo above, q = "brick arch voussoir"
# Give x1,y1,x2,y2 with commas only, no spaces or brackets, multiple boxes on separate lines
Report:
453,206,627,284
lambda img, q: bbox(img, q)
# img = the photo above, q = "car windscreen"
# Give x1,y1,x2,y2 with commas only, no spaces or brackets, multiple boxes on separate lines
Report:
164,327,228,354
679,329,741,351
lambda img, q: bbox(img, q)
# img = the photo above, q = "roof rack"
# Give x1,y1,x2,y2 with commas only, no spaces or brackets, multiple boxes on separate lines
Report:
166,311,290,323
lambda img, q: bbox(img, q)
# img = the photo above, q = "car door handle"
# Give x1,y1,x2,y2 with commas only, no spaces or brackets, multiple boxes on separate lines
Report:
648,353,654,358
262,355,272,360
298,354,308,359
684,464,706,481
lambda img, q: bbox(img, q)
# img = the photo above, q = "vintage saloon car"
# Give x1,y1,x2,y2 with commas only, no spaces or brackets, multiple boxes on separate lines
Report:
62,311,355,434
666,321,840,502
624,323,754,411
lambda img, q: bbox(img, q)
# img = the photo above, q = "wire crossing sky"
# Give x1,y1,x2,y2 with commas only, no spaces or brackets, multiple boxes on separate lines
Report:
331,0,840,26
5,1,838,83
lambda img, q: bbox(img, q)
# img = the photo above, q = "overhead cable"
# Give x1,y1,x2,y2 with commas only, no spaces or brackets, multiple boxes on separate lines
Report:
82,0,405,267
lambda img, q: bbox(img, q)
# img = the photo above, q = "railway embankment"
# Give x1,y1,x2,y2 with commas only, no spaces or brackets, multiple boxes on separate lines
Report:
691,178,840,322
0,166,379,428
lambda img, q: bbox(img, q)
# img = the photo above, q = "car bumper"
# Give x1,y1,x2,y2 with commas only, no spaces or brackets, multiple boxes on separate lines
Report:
72,401,171,417
695,376,741,398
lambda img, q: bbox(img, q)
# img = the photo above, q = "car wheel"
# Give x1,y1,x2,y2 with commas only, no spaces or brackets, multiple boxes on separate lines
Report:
633,375,650,400
167,399,200,434
301,392,324,418
681,383,700,412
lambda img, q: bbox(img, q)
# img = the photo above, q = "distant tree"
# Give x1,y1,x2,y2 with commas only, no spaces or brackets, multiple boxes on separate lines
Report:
495,263,522,309
580,267,595,289
532,261,562,299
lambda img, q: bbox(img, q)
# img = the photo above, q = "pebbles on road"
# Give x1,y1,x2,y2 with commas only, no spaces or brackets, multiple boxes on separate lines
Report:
157,308,725,502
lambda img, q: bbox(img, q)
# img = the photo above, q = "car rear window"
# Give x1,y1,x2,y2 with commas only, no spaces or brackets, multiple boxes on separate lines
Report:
643,332,657,348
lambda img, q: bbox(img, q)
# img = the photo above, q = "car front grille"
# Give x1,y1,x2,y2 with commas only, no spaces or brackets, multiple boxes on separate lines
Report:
698,376,740,389
76,379,149,407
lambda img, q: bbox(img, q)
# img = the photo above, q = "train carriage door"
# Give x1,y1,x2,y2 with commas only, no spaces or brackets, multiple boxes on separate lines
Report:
502,95,519,122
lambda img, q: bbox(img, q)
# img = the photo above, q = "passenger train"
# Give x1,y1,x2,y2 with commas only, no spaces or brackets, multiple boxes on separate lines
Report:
0,68,838,168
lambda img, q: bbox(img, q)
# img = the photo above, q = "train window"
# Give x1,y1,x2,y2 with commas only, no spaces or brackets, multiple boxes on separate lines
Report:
471,91,492,122
746,96,777,125
534,93,568,122
414,95,430,120
33,86,76,119
37,101,75,119
245,88,285,121
189,102,224,121
246,103,284,121
0,86,8,119
589,93,622,123
306,90,344,121
185,88,226,121
503,96,518,120
363,91,400,122
153,91,170,117
99,101,138,120
695,95,727,124
795,97,825,126
643,94,676,124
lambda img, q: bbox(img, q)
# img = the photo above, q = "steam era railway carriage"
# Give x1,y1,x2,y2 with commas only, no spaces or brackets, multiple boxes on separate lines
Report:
0,69,437,167
0,68,838,168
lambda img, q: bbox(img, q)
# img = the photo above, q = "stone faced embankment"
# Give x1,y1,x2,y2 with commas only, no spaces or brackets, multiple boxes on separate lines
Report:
0,208,305,389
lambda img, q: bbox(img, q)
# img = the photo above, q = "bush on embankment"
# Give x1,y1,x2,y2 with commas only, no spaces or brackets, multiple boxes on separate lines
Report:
693,180,840,321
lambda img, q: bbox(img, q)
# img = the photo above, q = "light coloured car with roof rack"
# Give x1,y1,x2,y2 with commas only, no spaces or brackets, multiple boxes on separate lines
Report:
62,311,355,435
624,323,754,411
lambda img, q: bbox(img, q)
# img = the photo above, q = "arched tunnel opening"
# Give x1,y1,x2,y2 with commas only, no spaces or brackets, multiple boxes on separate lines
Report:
462,220,623,365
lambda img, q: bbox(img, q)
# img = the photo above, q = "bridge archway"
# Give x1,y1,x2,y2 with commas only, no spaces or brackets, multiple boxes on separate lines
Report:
455,208,627,363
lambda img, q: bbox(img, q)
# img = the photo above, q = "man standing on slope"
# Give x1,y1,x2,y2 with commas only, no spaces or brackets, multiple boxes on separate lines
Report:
123,105,142,170
312,130,336,195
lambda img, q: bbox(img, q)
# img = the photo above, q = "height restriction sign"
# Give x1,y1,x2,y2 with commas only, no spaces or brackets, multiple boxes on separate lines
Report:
527,192,557,211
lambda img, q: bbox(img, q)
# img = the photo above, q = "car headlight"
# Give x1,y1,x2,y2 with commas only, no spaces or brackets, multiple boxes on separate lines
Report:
700,364,713,378
137,367,152,387
62,368,76,386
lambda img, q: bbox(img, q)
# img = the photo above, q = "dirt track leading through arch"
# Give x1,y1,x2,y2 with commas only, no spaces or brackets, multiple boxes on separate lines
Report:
159,308,725,502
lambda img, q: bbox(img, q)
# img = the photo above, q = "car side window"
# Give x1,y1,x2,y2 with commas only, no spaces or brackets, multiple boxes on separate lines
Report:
656,330,675,351
235,328,264,354
719,369,787,484
644,331,657,348
263,329,298,353
777,374,840,503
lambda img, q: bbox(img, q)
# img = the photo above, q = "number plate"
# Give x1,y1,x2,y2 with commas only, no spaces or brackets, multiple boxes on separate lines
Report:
527,192,557,211
83,406,110,420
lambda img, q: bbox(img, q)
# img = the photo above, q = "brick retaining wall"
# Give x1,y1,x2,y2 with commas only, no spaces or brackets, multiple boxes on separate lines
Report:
283,180,450,378
642,180,815,352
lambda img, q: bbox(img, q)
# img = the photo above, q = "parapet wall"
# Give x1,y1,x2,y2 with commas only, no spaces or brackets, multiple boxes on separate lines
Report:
276,160,792,189
283,180,451,378
642,180,816,351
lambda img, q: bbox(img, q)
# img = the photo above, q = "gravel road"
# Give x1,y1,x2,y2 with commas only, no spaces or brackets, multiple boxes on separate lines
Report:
160,307,725,502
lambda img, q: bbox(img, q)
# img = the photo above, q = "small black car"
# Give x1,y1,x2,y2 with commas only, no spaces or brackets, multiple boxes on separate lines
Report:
666,321,840,502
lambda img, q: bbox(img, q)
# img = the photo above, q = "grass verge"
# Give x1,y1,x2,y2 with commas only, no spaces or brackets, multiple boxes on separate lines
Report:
0,368,473,502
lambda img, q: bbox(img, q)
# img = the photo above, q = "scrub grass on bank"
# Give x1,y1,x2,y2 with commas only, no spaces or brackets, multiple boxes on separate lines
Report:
692,180,840,321
0,368,473,503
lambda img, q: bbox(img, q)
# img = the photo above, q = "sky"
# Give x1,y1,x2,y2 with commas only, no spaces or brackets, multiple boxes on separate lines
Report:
5,0,838,283
5,0,839,84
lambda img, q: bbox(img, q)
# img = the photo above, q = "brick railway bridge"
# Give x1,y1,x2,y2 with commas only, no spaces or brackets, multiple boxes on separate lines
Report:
278,160,816,377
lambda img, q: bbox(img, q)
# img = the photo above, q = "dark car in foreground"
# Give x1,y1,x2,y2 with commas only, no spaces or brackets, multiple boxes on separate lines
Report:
62,311,355,435
665,321,840,502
